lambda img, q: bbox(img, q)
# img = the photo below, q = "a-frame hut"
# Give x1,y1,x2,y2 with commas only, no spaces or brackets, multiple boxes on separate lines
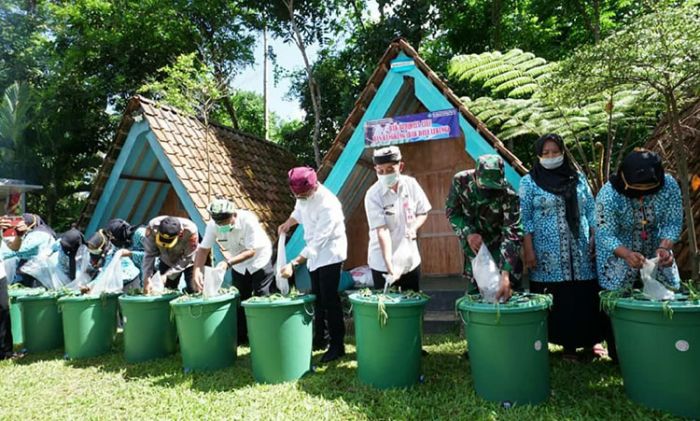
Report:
286,39,527,277
80,96,298,262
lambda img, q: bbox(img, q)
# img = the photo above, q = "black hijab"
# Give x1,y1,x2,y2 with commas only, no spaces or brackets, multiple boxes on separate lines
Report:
610,149,665,199
60,228,85,280
105,218,137,249
529,134,581,238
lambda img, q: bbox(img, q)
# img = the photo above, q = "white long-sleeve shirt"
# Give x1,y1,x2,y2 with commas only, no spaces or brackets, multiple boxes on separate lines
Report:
291,184,347,272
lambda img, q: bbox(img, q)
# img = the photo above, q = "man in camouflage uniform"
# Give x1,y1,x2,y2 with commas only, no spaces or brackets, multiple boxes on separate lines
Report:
445,154,522,301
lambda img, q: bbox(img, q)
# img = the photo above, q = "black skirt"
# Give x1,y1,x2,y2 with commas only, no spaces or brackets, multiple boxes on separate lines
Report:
530,279,604,350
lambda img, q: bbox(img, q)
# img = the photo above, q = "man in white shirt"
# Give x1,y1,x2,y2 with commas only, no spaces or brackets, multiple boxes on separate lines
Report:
193,198,274,344
365,146,431,291
279,166,348,363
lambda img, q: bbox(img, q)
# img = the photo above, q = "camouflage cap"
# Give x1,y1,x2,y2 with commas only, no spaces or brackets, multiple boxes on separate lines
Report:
475,154,506,189
207,198,235,217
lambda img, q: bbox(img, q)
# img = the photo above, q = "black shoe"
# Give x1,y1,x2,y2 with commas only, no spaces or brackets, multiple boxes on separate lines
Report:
421,349,429,356
461,350,469,360
320,347,345,363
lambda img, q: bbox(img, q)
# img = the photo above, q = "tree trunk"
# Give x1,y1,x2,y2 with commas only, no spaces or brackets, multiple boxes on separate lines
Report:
573,0,601,43
212,67,240,130
666,91,699,283
491,0,503,50
283,0,323,167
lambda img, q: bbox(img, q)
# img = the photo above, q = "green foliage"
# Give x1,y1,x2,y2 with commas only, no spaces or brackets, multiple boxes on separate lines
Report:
449,49,555,99
554,1,700,110
449,48,661,188
0,81,32,163
140,53,224,117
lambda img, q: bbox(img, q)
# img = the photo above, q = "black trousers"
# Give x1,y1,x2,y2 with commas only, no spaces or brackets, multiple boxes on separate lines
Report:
371,265,421,291
0,276,13,357
232,262,276,343
530,279,604,350
310,262,345,350
159,262,196,294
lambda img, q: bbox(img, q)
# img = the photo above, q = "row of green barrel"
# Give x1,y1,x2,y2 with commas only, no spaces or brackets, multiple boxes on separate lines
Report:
8,288,700,418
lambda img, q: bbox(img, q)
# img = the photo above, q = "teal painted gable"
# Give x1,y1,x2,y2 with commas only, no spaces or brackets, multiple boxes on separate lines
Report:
285,51,523,278
86,120,227,278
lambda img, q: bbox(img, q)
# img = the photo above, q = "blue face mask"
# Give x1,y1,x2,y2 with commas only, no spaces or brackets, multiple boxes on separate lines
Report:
378,172,399,187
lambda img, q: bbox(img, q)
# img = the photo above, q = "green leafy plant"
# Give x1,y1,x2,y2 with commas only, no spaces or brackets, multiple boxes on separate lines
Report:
245,287,305,302
354,288,430,327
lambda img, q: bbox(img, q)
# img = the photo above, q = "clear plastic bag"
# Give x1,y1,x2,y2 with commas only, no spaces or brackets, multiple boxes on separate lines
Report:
471,244,500,303
275,233,290,295
350,265,373,288
90,253,125,296
149,271,165,295
640,257,675,301
65,246,91,291
3,257,17,284
20,247,68,290
203,266,225,298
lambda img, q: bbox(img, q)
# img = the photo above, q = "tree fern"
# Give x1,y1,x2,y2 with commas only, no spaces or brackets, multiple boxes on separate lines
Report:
0,81,32,160
449,49,660,190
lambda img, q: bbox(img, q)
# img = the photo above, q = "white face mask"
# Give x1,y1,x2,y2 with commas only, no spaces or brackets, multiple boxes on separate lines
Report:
378,172,399,187
540,155,564,170
296,191,317,207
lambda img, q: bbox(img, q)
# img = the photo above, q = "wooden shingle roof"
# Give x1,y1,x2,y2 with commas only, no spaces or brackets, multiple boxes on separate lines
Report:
80,95,298,238
645,99,700,272
317,38,527,181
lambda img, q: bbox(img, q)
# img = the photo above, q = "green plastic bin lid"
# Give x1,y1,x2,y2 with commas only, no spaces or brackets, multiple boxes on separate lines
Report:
16,289,78,302
169,291,239,307
119,292,180,303
8,287,46,298
457,292,552,314
58,292,121,303
349,291,430,307
242,293,315,308
600,290,700,313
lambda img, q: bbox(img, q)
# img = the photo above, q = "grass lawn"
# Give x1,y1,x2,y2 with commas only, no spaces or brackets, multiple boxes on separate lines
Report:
0,333,682,420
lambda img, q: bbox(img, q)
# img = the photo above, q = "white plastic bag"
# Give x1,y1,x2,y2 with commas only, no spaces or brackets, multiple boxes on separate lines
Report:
471,244,501,303
350,265,373,288
640,257,675,300
68,246,92,290
149,271,165,295
203,266,225,298
382,238,415,290
3,257,17,284
20,247,67,290
90,254,125,296
275,233,290,295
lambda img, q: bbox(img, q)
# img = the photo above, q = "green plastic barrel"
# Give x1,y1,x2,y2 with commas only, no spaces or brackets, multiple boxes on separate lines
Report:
242,294,315,384
9,288,44,346
119,293,179,363
170,292,238,372
58,293,120,359
457,294,552,406
16,293,64,353
603,293,700,419
349,292,429,389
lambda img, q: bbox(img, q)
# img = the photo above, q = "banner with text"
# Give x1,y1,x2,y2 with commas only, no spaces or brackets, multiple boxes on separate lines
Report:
364,108,460,148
